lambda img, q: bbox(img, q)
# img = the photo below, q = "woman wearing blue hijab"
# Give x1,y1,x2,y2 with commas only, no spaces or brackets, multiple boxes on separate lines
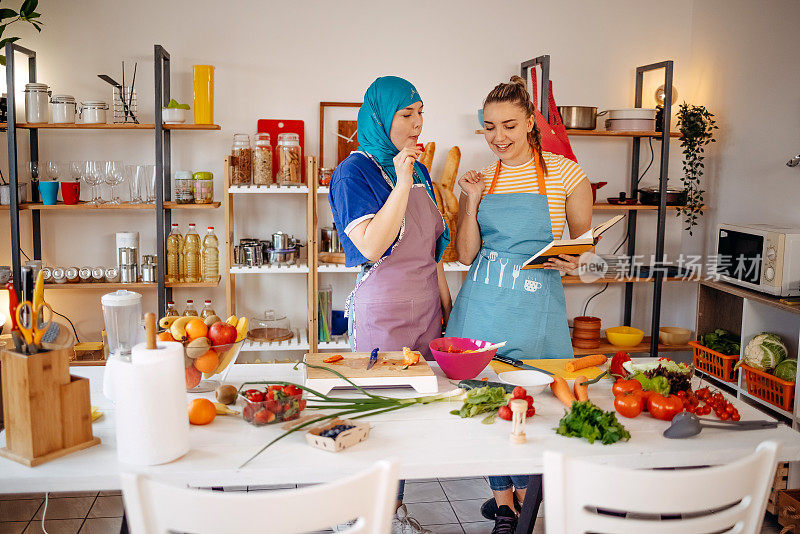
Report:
328,77,449,532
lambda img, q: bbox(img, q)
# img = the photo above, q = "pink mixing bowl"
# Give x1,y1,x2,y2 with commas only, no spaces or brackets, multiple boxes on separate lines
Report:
429,337,498,380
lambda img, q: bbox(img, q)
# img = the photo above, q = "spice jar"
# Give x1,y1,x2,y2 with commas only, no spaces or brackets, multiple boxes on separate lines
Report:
319,167,333,186
193,172,214,203
24,83,50,123
51,268,66,284
65,267,80,284
277,133,301,185
41,267,51,282
78,267,93,283
51,94,77,124
91,266,106,283
104,267,120,283
231,133,252,185
252,133,273,185
173,171,194,204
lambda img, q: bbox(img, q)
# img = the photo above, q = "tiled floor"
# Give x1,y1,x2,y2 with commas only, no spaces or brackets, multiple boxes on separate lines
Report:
0,479,784,533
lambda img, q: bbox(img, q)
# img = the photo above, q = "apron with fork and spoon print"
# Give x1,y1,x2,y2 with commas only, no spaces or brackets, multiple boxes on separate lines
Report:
445,154,573,360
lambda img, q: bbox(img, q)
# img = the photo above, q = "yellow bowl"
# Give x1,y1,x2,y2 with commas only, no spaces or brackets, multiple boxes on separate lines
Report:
606,326,645,347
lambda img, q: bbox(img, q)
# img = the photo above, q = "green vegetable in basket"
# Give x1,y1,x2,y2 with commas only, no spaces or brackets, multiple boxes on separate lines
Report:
699,329,740,355
774,359,797,381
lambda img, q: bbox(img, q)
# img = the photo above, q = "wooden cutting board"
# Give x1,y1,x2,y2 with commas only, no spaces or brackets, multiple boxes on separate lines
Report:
489,358,607,380
304,351,438,395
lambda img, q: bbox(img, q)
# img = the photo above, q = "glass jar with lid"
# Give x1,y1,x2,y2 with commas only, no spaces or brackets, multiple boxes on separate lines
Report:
319,167,333,186
79,101,108,124
231,133,252,185
193,171,214,203
173,170,194,204
252,133,273,185
277,133,301,185
250,309,292,342
24,83,50,123
51,94,77,124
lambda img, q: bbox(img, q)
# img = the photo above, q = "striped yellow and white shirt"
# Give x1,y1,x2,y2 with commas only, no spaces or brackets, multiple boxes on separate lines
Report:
481,151,588,240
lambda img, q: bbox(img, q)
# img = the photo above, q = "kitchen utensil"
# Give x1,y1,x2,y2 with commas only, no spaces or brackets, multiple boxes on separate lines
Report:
467,341,507,353
511,264,521,289
597,108,658,120
659,327,692,345
272,231,295,251
491,354,553,375
498,258,508,287
605,118,656,132
97,74,138,123
0,183,27,205
304,351,438,395
267,247,298,266
607,192,638,205
248,310,293,343
638,186,687,206
663,412,778,439
485,251,497,284
605,326,645,347
497,370,554,394
366,347,378,370
38,181,59,205
15,301,53,354
557,106,597,130
61,181,80,204
429,337,499,380
473,254,483,282
589,181,607,203
101,290,142,362
321,226,343,253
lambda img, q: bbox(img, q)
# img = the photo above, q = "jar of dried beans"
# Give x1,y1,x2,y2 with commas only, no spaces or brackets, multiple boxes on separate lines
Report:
231,133,252,185
277,133,301,185
252,133,273,185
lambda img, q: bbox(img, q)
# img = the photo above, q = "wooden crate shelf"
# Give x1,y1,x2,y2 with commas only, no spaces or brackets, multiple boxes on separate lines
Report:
572,336,691,356
11,122,221,130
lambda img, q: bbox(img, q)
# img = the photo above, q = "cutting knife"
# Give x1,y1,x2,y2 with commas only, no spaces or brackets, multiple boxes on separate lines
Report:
492,354,553,375
367,348,378,370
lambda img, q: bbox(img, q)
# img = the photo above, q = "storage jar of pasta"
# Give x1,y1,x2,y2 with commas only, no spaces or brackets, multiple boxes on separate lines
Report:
252,133,273,185
230,133,252,185
277,133,301,185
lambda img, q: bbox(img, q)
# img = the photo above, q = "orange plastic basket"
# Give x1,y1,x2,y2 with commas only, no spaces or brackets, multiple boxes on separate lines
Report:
690,341,739,382
740,364,796,412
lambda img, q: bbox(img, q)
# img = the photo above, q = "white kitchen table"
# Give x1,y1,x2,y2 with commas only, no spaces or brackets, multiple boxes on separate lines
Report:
2,361,799,533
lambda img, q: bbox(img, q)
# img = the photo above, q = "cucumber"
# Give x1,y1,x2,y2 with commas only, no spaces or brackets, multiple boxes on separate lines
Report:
457,379,516,394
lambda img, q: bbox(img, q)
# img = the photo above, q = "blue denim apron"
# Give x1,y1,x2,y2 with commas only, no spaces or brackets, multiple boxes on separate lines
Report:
445,157,573,360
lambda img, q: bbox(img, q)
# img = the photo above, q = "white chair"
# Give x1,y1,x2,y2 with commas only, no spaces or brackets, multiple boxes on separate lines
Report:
120,459,398,534
543,441,779,534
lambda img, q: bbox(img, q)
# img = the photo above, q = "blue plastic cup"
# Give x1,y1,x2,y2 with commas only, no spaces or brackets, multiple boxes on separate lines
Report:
38,181,60,205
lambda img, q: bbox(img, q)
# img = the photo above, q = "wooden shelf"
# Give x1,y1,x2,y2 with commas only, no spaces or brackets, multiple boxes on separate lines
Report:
44,276,221,290
163,201,221,209
476,129,680,138
572,336,691,356
562,275,692,285
162,123,221,130
228,184,309,194
17,122,155,129
2,201,220,211
700,279,800,316
165,276,221,288
592,203,701,211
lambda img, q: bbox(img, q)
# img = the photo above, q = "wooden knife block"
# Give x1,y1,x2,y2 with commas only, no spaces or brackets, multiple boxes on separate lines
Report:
0,346,100,467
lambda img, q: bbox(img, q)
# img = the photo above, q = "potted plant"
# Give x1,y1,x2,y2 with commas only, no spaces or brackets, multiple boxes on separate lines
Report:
676,103,717,235
0,0,43,66
163,98,190,124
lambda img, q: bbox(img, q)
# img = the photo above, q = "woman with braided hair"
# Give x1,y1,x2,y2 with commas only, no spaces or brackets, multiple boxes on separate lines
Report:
445,76,593,533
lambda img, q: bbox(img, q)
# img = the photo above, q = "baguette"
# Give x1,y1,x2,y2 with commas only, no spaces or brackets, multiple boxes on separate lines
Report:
440,186,459,216
440,146,461,192
431,181,445,213
419,142,435,172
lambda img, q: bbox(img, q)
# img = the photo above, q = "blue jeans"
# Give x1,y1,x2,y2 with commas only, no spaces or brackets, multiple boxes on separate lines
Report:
398,480,405,501
488,475,529,492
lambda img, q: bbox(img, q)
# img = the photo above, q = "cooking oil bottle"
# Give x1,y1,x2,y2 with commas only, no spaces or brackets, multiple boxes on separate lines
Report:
166,223,182,283
200,299,216,319
202,226,219,282
184,223,201,283
183,299,198,317
165,301,179,317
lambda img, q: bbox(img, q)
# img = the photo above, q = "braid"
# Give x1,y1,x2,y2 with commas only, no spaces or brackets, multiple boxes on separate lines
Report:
484,75,548,175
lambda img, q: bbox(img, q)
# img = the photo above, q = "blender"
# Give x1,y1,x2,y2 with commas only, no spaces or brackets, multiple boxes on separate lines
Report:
101,290,143,400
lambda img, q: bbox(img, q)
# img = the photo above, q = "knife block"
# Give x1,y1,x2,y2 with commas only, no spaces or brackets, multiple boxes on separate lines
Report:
0,346,100,467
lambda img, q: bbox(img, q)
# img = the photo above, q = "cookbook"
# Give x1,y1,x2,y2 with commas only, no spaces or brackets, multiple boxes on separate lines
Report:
522,214,624,269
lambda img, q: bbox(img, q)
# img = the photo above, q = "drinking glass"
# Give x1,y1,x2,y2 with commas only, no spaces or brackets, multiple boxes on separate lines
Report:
27,161,39,181
125,164,144,204
144,164,157,204
45,160,61,181
70,161,85,182
86,160,106,204
104,160,124,205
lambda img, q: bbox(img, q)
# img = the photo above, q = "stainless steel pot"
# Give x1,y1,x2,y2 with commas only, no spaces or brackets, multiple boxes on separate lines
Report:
267,247,299,266
638,185,687,206
243,244,264,266
557,106,597,130
272,232,296,251
320,226,342,253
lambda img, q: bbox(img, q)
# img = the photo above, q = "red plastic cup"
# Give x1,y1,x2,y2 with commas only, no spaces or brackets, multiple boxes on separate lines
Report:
61,181,81,204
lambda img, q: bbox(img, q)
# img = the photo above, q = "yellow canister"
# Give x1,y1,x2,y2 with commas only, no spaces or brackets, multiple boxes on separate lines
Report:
192,65,215,125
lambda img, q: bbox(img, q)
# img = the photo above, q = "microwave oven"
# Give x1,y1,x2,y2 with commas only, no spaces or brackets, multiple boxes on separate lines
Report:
716,223,800,296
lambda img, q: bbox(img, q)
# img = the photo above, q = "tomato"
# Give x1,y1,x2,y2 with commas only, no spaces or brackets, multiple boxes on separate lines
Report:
612,379,643,398
268,385,283,391
299,399,307,411
647,393,683,421
725,404,734,414
676,390,686,399
719,411,730,420
284,384,302,396
731,412,740,421
638,389,656,411
526,406,535,418
512,387,527,400
686,404,696,413
497,405,513,420
614,391,644,418
524,395,534,408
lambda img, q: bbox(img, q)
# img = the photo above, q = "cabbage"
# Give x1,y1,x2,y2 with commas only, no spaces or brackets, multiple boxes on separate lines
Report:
774,359,797,381
739,333,788,371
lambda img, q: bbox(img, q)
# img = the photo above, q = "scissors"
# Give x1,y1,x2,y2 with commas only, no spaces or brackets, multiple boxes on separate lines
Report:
15,300,53,354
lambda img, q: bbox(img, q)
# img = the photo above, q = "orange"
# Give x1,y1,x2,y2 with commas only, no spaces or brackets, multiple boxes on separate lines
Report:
185,319,209,341
188,398,216,425
185,366,201,389
157,331,175,342
193,348,219,373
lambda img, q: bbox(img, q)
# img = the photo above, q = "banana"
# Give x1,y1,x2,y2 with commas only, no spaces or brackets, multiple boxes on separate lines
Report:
226,315,238,326
170,316,193,342
235,316,249,342
159,315,181,329
213,402,240,416
206,344,238,378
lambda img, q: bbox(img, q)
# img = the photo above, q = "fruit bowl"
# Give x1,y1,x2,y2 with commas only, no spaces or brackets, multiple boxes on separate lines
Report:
429,337,497,380
184,339,245,393
606,326,645,347
239,384,306,426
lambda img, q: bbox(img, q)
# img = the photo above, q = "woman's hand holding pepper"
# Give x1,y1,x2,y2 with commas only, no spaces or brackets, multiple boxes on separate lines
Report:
393,146,423,188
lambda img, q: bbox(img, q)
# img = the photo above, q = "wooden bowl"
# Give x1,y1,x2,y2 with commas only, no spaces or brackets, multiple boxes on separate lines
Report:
659,327,692,346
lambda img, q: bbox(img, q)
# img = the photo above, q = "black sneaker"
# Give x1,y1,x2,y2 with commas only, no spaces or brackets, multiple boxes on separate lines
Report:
491,505,518,534
480,495,522,521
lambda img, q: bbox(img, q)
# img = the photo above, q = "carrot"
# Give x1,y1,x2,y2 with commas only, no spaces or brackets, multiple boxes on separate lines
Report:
323,355,343,363
573,375,589,401
565,353,607,373
550,375,577,407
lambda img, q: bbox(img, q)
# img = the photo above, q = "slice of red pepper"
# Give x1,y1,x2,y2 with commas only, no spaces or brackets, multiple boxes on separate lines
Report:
610,351,631,379
323,354,343,363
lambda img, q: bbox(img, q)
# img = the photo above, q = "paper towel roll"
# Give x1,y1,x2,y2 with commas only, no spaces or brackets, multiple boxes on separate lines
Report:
114,340,190,465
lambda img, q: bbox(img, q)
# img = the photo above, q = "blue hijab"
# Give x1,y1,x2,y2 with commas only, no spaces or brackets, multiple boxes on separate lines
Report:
357,76,450,258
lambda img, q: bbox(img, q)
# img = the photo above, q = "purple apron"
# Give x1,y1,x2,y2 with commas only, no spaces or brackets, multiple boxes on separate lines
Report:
347,181,444,360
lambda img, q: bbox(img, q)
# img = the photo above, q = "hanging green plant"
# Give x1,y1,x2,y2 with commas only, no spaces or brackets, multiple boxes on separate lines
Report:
676,103,717,235
0,0,43,66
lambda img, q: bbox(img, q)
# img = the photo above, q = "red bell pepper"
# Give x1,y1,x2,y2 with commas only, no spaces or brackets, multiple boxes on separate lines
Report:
610,351,631,379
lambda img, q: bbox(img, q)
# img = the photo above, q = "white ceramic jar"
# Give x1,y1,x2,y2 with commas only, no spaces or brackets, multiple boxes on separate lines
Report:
24,82,50,123
51,94,77,124
80,100,108,124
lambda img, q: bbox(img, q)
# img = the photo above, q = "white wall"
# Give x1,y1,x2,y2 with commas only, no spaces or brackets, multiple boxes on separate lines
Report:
0,0,796,353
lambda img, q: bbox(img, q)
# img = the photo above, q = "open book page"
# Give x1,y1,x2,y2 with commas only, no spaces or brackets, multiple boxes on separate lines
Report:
522,215,624,268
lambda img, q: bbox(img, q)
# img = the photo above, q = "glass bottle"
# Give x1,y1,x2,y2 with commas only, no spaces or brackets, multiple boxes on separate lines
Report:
202,226,219,282
184,223,201,283
200,299,216,319
231,133,252,185
166,223,182,283
165,301,179,317
183,299,198,317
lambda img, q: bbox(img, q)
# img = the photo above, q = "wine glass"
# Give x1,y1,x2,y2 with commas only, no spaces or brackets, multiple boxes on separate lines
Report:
85,161,104,205
45,160,60,181
144,164,157,204
125,164,144,204
104,160,124,205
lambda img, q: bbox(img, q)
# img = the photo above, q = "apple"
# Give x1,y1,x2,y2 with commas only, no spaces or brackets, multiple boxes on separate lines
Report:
185,366,201,389
208,321,237,347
